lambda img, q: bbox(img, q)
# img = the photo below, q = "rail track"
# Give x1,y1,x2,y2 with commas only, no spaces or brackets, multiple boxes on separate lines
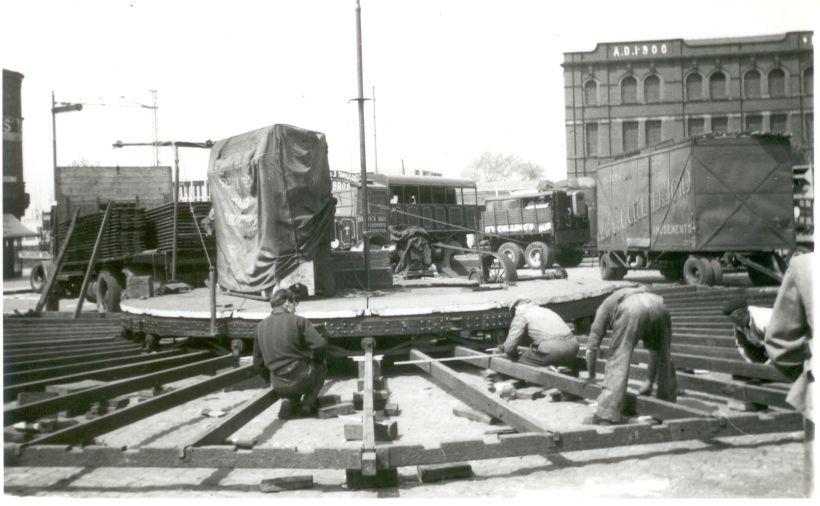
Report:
3,284,802,490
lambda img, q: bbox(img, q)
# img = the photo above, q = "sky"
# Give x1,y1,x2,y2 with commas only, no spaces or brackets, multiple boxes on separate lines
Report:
3,0,818,216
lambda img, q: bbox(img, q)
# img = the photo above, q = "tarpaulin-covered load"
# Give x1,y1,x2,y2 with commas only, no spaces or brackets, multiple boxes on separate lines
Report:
208,124,335,293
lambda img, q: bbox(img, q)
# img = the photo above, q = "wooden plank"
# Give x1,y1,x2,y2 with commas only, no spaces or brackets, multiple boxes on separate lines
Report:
23,363,256,446
360,337,377,476
452,347,707,421
4,354,235,425
4,348,143,372
410,349,550,433
183,388,279,448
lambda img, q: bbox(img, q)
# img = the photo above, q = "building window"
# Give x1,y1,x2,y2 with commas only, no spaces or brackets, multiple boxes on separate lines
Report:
644,75,661,102
710,71,727,99
806,113,814,143
712,116,729,134
584,80,598,105
803,67,813,95
770,114,789,134
744,69,761,98
645,120,662,145
746,114,763,132
768,68,786,97
686,73,702,100
621,76,637,104
585,123,598,155
688,117,705,136
622,121,639,152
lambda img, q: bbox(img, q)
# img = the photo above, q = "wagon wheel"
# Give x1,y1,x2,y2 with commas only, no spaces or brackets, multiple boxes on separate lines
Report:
483,254,518,283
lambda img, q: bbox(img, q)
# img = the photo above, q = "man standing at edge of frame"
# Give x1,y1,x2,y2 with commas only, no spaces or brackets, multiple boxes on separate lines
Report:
584,286,677,425
253,288,327,419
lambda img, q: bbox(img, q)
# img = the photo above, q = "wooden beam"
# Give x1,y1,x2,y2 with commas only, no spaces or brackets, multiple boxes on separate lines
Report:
182,387,279,449
3,350,214,402
23,363,256,446
360,337,377,476
5,354,235,425
452,346,707,421
35,208,80,313
409,349,551,433
74,200,114,318
4,348,143,372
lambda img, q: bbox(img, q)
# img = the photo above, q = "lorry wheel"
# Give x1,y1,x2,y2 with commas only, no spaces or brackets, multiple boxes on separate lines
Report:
525,241,552,269
556,248,585,268
96,270,122,313
599,253,627,280
484,254,518,283
683,256,715,286
709,259,724,285
498,242,525,269
29,262,49,292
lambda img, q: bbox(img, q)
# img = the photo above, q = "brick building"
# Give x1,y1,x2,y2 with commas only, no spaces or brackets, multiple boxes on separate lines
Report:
563,32,814,178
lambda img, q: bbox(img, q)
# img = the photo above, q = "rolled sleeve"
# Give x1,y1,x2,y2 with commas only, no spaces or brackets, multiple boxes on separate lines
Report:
587,298,615,351
503,312,527,357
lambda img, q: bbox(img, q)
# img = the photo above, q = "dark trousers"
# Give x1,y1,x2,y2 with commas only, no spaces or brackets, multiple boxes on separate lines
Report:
270,360,327,410
518,335,580,368
805,418,814,497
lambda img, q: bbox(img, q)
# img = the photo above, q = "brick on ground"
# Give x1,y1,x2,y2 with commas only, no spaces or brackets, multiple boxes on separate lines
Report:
259,475,314,493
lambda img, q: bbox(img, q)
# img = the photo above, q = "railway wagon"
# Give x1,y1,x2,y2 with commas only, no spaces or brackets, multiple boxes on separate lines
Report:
596,133,796,285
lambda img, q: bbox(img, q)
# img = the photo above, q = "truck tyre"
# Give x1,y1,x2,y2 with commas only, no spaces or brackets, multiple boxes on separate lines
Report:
96,269,122,313
85,281,98,303
709,258,724,286
600,253,627,280
525,241,552,269
556,248,585,268
683,256,715,286
29,261,50,292
497,242,525,269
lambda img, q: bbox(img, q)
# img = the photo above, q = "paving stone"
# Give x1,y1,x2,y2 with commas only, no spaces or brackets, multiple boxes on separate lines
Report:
417,463,473,483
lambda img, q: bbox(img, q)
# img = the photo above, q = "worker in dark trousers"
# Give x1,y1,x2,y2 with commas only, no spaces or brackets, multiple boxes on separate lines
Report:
584,286,677,425
498,298,579,367
253,288,327,419
764,253,813,496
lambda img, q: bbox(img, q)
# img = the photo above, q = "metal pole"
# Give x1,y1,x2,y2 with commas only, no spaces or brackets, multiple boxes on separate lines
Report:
372,85,378,174
74,201,114,317
209,266,217,335
171,143,179,281
51,91,57,206
355,0,370,291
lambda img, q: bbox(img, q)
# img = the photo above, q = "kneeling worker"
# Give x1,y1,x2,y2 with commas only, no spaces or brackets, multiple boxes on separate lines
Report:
498,298,579,367
722,298,771,364
253,288,327,419
584,286,676,425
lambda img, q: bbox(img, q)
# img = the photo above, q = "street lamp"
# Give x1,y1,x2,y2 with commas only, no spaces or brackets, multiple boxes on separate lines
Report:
51,91,83,255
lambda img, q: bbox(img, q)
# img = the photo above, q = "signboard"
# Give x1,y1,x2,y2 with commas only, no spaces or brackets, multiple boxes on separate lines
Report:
611,42,669,58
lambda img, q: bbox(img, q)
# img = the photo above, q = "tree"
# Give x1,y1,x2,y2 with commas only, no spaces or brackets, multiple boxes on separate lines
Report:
461,152,544,182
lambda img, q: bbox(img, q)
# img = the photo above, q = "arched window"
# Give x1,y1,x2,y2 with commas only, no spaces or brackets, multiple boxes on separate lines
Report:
709,71,726,99
644,75,661,102
744,69,761,98
768,68,786,97
621,76,637,104
686,73,702,100
803,67,813,95
584,80,598,105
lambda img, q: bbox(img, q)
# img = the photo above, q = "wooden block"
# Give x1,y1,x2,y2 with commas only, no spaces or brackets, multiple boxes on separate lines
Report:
546,388,563,401
452,407,493,424
4,427,35,443
317,402,355,419
727,400,768,412
357,377,387,391
259,475,314,493
45,379,107,396
484,426,517,435
353,391,389,410
560,392,584,402
344,420,399,441
345,468,398,490
516,386,546,400
124,274,153,299
17,391,59,405
417,463,473,483
317,394,342,407
384,403,400,416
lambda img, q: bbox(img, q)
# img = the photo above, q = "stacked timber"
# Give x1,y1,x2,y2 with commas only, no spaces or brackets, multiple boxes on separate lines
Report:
144,202,215,255
56,204,147,262
330,250,394,290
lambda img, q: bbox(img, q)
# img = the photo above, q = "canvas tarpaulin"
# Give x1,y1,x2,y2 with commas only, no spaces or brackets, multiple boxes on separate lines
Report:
208,124,335,293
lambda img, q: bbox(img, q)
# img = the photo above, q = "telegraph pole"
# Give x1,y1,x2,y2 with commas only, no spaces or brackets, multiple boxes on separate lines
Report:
355,0,370,291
